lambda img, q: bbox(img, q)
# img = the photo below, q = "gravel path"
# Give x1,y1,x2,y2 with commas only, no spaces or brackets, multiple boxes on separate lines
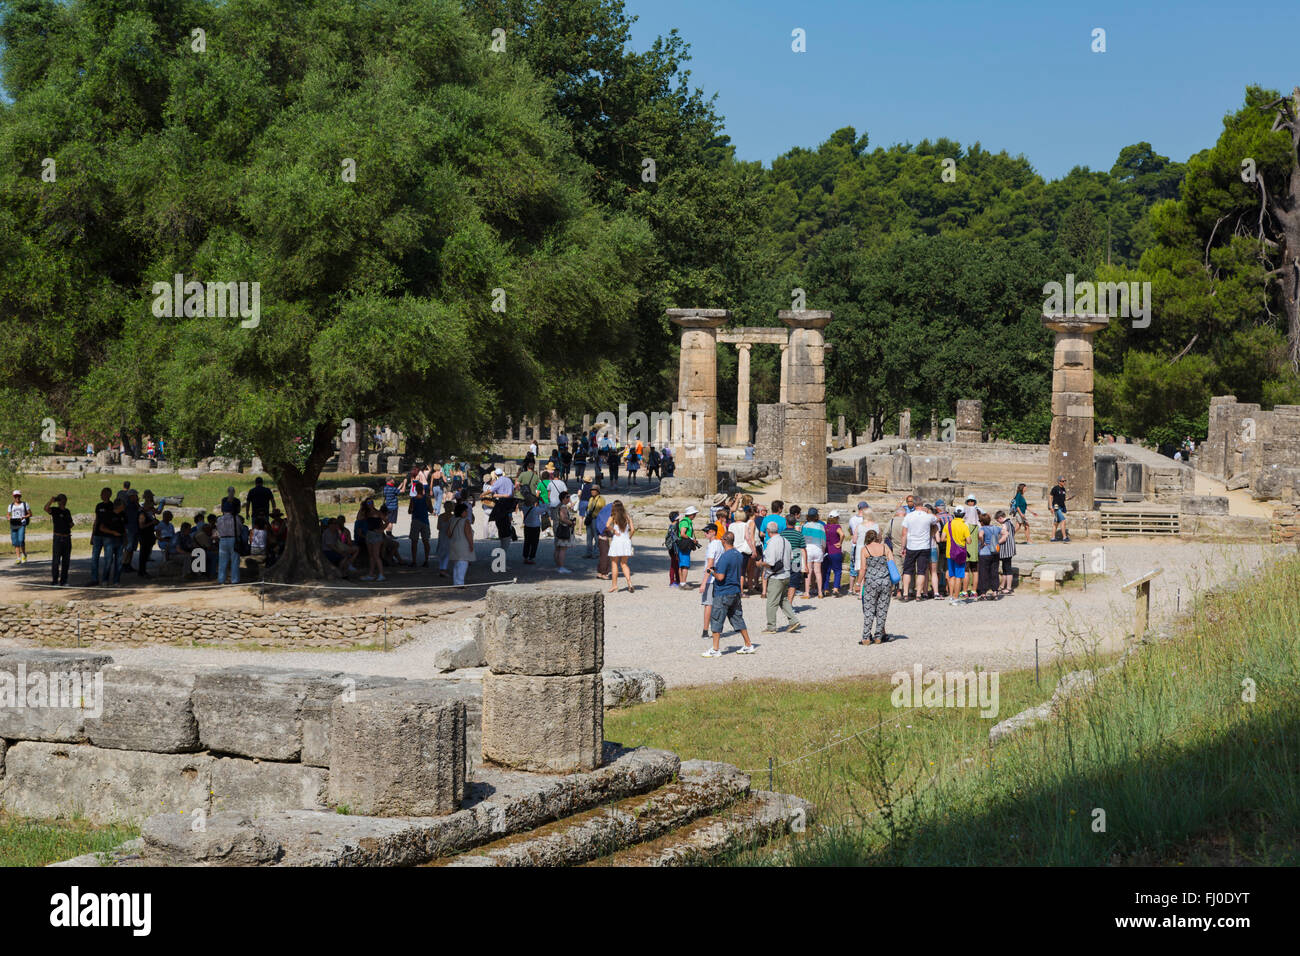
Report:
12,537,1283,690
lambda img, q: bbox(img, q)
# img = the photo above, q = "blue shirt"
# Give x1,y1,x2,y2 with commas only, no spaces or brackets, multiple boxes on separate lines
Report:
711,549,744,595
979,524,1000,556
383,485,399,513
759,514,786,539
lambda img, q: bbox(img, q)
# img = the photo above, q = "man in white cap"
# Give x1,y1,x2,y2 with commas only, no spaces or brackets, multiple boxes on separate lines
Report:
488,468,517,544
8,490,31,564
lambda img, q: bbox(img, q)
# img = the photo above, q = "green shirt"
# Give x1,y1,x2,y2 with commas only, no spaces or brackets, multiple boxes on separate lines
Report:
779,527,805,571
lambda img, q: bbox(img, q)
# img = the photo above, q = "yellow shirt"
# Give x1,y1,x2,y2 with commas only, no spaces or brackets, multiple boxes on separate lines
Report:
946,518,970,558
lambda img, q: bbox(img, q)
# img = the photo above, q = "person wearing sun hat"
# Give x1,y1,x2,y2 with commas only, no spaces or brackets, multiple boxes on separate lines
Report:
8,490,31,564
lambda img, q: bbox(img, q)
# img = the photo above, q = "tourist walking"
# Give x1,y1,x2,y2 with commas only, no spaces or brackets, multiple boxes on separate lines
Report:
858,529,894,644
606,500,635,593
1010,482,1032,544
1051,477,1070,542
759,524,800,632
447,502,475,586
408,482,433,566
521,494,544,564
8,490,31,564
701,533,755,658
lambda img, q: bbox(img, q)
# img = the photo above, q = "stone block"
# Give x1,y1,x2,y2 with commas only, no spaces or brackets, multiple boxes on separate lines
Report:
1179,495,1229,516
141,812,283,866
194,666,360,762
659,477,706,497
482,672,603,773
890,450,912,491
328,685,466,817
0,742,212,824
602,668,667,708
210,758,328,817
1052,368,1095,394
484,584,603,676
85,664,200,754
0,650,114,743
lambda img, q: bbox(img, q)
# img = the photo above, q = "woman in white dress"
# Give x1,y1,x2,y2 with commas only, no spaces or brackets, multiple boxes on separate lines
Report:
606,500,635,594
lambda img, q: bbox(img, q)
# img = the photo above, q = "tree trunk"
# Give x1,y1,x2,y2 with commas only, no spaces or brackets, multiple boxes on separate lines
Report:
263,421,339,583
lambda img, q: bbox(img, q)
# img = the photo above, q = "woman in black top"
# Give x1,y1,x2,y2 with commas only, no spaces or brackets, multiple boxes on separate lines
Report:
136,495,160,576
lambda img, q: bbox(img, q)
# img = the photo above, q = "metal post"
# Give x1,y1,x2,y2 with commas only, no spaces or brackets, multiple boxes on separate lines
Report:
768,757,774,792
76,607,81,649
1177,587,1181,613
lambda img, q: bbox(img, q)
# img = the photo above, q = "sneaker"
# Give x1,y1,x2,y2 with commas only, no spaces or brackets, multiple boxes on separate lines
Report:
737,645,756,655
786,621,803,633
700,648,722,658
762,626,780,633
556,567,572,574
375,575,386,582
361,575,376,581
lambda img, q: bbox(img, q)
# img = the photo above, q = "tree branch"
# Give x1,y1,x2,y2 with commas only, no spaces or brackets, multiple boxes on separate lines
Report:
1168,334,1199,365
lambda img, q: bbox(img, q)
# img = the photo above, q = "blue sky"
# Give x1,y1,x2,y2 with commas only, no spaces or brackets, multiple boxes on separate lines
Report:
624,0,1300,180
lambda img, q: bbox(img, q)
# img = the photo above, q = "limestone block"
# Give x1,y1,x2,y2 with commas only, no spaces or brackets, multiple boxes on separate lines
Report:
210,758,328,817
484,584,603,676
328,685,466,817
602,668,667,708
0,742,212,824
0,650,114,743
482,672,603,773
85,664,200,754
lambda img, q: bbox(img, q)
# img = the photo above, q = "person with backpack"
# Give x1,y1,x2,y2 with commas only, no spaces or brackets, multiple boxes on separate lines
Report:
674,506,700,588
665,510,681,587
584,483,605,560
943,506,973,602
8,490,31,565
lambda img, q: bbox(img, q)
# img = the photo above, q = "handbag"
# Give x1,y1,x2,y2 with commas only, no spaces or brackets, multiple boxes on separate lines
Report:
887,559,901,585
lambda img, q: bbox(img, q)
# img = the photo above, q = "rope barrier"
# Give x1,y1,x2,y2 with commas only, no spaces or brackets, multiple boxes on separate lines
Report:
14,576,516,594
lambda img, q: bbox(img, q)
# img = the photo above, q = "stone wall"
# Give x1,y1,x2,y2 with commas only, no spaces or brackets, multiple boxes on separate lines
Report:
1202,396,1300,499
0,602,440,649
755,404,785,463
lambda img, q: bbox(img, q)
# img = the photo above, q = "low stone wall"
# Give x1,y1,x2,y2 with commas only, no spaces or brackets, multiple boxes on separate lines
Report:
0,602,439,649
1271,504,1300,544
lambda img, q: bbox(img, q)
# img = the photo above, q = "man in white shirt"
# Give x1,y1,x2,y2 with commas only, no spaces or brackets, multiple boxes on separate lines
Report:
547,475,567,529
848,501,866,578
899,504,937,600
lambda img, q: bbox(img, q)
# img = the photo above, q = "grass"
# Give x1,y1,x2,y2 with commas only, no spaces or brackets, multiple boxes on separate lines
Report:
0,812,137,867
607,552,1300,865
12,473,386,518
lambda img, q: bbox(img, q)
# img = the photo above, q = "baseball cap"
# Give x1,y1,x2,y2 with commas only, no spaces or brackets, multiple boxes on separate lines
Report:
807,507,819,519
934,499,945,508
828,509,840,518
10,489,20,496
856,501,868,510
954,506,965,516
705,523,717,534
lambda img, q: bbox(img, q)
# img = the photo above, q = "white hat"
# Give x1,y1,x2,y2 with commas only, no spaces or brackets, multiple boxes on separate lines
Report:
828,510,840,518
494,468,503,475
684,506,699,516
10,489,20,496
954,506,965,516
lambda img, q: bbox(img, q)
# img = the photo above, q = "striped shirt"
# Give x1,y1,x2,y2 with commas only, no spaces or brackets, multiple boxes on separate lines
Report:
998,519,1016,559
779,526,805,571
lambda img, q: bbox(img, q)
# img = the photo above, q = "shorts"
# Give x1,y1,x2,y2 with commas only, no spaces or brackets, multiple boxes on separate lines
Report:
1054,507,1066,522
700,577,715,605
324,551,343,566
709,592,747,633
947,558,966,579
9,525,25,547
409,520,430,543
365,530,383,545
902,549,930,576
806,544,824,563
1000,556,1013,574
790,571,805,592
929,546,939,563
678,551,692,568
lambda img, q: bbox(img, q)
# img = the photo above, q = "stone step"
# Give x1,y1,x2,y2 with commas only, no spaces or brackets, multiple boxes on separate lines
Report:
584,790,813,867
437,761,750,867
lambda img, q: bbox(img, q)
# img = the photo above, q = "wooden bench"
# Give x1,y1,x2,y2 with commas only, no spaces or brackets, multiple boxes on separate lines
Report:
1100,507,1180,538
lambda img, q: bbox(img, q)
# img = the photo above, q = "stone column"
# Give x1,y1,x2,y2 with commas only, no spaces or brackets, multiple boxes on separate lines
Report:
481,583,604,773
779,343,789,404
930,410,938,441
1043,313,1110,511
668,309,729,495
778,310,832,503
899,408,911,440
955,400,983,443
735,343,752,446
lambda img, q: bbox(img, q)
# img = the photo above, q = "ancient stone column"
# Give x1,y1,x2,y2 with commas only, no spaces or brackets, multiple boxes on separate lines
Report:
779,343,789,404
930,410,938,441
735,343,752,446
899,408,911,440
668,308,729,494
1042,313,1110,511
481,583,604,773
955,400,983,443
778,310,832,503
